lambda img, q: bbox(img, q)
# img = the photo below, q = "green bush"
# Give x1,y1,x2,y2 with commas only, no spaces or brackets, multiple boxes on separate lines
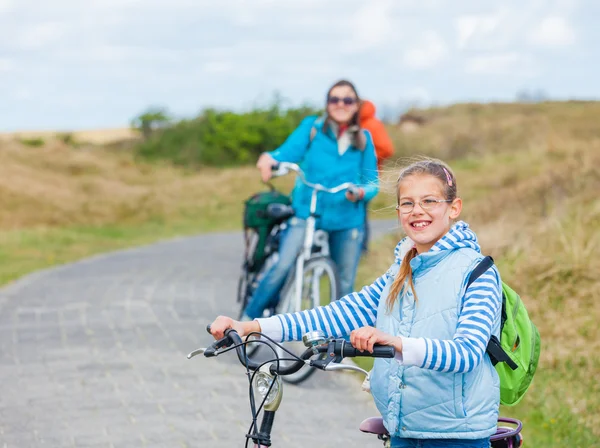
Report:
19,137,45,147
134,102,320,167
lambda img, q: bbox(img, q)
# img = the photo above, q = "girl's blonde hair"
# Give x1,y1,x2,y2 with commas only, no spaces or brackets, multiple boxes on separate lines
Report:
386,158,458,311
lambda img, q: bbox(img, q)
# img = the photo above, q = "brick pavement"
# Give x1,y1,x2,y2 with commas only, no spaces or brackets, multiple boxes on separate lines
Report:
0,221,400,448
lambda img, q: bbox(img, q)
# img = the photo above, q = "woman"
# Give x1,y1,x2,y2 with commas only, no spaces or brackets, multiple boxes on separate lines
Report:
242,79,379,320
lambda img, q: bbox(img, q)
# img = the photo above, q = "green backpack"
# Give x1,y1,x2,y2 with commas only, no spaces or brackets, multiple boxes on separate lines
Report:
467,256,541,406
242,188,291,273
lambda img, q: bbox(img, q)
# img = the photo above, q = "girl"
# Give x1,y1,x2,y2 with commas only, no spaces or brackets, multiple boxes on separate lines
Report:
213,158,502,447
243,79,379,320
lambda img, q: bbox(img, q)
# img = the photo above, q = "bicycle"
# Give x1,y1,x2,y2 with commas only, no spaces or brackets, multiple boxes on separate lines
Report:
188,327,524,447
237,161,363,384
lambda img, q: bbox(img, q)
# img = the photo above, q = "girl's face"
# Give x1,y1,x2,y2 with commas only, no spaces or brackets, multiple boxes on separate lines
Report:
397,174,462,253
326,85,359,124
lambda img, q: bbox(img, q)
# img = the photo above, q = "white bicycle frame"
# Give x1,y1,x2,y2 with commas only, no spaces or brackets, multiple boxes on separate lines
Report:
271,162,357,312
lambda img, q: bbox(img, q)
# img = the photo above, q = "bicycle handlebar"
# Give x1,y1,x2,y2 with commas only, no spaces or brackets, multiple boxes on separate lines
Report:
198,325,395,376
271,162,356,195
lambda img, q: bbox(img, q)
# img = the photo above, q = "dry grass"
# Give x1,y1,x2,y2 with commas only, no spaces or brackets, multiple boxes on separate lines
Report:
0,139,297,230
0,127,138,145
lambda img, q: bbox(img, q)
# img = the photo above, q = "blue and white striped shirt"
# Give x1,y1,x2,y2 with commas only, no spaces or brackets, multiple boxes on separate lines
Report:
257,222,502,373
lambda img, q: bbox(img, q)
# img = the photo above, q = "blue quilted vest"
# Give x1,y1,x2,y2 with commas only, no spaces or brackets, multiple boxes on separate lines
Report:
369,245,500,439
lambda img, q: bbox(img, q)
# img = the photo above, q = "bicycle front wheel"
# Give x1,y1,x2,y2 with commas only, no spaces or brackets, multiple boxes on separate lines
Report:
275,256,339,384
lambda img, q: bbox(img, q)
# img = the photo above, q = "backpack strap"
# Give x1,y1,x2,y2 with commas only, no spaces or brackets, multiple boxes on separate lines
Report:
467,256,519,371
466,255,494,288
355,129,367,150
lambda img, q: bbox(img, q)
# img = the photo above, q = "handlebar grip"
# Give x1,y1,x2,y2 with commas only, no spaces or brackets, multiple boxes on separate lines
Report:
203,327,237,357
347,185,360,196
341,344,395,358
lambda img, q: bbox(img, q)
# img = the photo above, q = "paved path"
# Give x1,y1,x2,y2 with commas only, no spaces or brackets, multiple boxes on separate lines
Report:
0,220,400,448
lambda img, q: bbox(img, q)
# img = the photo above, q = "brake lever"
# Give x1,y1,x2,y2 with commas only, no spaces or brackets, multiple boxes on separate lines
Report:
187,324,232,359
324,363,369,377
187,347,206,359
310,340,343,370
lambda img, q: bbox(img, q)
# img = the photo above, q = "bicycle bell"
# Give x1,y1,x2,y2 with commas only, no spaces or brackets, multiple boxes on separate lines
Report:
302,330,327,348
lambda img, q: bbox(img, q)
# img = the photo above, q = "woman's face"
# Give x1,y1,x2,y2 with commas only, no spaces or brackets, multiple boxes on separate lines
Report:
397,174,462,254
326,85,359,124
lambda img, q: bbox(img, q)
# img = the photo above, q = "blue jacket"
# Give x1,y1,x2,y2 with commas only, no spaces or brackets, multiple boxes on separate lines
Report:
268,116,379,231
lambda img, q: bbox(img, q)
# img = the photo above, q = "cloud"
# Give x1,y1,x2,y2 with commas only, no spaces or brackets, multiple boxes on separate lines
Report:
528,17,576,47
14,87,33,101
0,0,595,130
465,53,537,76
454,1,549,51
0,0,11,13
344,0,396,52
404,32,447,69
0,58,15,72
456,13,503,49
15,21,67,50
202,61,233,74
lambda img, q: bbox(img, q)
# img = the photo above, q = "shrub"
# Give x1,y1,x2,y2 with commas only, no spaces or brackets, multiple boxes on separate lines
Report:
19,137,45,147
134,102,320,167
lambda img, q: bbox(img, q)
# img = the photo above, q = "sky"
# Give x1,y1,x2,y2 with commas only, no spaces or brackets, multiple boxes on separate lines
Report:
1,0,599,131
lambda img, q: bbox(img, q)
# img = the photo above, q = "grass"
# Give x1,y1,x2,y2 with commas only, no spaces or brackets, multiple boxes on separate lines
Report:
0,136,395,284
1,101,599,444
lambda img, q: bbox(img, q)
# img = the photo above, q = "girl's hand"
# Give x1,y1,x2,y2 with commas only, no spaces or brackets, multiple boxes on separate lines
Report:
256,153,277,183
350,326,402,353
208,315,260,340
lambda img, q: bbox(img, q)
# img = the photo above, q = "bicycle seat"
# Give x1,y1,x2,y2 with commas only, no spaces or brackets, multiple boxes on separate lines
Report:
266,203,295,222
359,417,388,436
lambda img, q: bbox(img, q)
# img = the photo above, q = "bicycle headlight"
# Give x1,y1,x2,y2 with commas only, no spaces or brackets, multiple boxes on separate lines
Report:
252,371,281,406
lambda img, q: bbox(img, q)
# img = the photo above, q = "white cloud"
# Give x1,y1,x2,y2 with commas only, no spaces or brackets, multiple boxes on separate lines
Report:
14,87,33,101
456,14,503,49
17,22,67,49
404,32,447,69
0,0,12,13
465,53,536,76
529,17,576,48
454,1,550,51
203,61,233,74
0,58,15,72
345,0,396,52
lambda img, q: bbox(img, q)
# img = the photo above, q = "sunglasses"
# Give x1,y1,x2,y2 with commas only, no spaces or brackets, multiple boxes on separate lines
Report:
327,96,357,106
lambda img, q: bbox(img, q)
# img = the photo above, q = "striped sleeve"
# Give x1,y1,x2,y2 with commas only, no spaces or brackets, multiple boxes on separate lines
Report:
257,271,389,342
409,266,502,373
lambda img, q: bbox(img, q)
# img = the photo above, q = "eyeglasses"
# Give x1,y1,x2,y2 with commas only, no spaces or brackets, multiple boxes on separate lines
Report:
396,198,453,214
327,96,357,106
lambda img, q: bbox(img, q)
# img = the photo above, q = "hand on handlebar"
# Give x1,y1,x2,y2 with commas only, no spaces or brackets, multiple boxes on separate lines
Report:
208,315,261,340
256,153,277,183
350,326,401,354
345,186,365,203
